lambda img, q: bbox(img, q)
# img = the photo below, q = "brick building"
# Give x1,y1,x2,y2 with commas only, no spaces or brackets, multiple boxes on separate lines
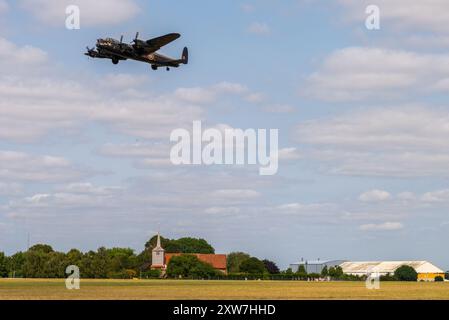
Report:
150,233,227,274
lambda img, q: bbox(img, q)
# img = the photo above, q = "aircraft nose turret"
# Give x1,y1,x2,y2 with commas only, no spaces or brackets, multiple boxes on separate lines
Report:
96,39,106,48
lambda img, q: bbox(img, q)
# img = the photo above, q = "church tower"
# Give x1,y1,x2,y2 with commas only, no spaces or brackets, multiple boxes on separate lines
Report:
151,233,165,269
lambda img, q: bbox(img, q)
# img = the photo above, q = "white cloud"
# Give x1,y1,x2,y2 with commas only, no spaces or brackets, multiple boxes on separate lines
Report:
359,190,391,202
213,82,249,94
101,74,149,90
338,0,449,34
99,143,172,167
211,189,260,200
397,192,416,202
61,183,122,195
174,82,248,104
0,80,204,142
263,104,296,113
247,22,271,35
0,39,265,144
278,148,302,161
99,143,167,158
0,0,9,14
0,38,47,68
0,38,209,142
174,87,217,104
245,93,265,103
0,151,86,182
277,202,336,215
0,182,23,196
296,106,449,177
204,207,241,215
421,189,449,203
359,222,404,231
18,0,139,27
8,183,122,213
302,47,449,102
241,4,255,13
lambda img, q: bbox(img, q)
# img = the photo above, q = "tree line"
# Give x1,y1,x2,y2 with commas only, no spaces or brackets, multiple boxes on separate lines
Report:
0,236,217,279
2,236,444,280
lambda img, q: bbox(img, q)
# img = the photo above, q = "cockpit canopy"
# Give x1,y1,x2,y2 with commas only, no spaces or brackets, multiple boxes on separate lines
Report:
97,38,119,46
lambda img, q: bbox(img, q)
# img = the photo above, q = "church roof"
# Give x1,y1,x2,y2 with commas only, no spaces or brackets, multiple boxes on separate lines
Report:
165,253,227,270
153,232,164,251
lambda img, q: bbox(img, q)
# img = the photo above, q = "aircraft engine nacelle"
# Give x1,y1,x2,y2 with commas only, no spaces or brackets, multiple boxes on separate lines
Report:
133,39,146,49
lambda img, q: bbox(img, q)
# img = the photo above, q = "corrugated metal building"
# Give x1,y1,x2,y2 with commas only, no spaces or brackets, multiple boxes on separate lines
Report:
340,261,445,281
289,260,347,274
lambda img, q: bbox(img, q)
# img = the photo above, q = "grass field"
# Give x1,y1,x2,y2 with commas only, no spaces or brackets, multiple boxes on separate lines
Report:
1,279,449,300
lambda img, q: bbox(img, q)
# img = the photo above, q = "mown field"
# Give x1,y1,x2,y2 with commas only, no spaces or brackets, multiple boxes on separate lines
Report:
1,279,449,300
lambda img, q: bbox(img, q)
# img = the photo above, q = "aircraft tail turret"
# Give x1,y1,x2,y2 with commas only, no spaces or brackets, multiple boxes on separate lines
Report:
181,47,188,64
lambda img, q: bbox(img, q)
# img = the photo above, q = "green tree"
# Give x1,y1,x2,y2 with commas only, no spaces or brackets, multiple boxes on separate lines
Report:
92,247,110,279
28,244,53,254
328,266,344,279
227,252,250,273
43,251,66,278
297,264,307,274
7,252,25,277
145,235,170,250
166,254,218,278
80,248,109,279
172,238,215,254
239,257,267,274
0,252,8,277
394,265,418,281
445,271,449,280
145,236,215,254
295,264,307,279
284,268,293,275
136,249,152,271
106,248,137,273
65,249,83,268
22,250,48,278
263,259,280,274
435,276,444,282
321,265,328,277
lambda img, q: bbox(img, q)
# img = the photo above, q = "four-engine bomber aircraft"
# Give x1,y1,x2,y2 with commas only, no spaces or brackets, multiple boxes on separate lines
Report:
85,32,188,71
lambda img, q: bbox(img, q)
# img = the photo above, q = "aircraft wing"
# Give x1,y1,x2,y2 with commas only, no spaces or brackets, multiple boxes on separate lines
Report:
145,33,181,52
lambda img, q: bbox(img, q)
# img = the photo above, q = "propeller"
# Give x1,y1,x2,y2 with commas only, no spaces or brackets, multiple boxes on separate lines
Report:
85,46,96,58
118,35,127,52
132,32,142,46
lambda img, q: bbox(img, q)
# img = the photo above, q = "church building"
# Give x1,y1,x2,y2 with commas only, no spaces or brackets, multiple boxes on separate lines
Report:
150,233,227,274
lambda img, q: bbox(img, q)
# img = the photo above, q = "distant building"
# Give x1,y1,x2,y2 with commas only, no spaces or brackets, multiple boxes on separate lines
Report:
340,261,445,282
165,253,227,274
151,232,165,269
289,259,346,274
150,233,227,274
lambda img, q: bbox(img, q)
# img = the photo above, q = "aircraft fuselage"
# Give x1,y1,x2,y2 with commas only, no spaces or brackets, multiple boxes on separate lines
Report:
85,34,188,70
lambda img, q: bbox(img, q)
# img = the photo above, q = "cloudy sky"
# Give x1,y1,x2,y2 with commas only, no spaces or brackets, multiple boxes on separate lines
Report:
1,0,449,270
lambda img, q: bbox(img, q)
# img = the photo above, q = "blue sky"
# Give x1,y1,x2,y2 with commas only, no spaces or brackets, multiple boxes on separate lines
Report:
1,0,449,270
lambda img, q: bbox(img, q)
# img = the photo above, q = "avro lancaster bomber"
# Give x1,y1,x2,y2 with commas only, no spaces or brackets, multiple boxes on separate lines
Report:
85,32,188,71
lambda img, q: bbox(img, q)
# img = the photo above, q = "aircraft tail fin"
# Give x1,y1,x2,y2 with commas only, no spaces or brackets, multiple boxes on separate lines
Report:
181,47,188,64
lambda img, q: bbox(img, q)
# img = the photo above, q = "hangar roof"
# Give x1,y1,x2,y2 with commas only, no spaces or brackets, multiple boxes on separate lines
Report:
291,260,344,265
340,261,444,274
